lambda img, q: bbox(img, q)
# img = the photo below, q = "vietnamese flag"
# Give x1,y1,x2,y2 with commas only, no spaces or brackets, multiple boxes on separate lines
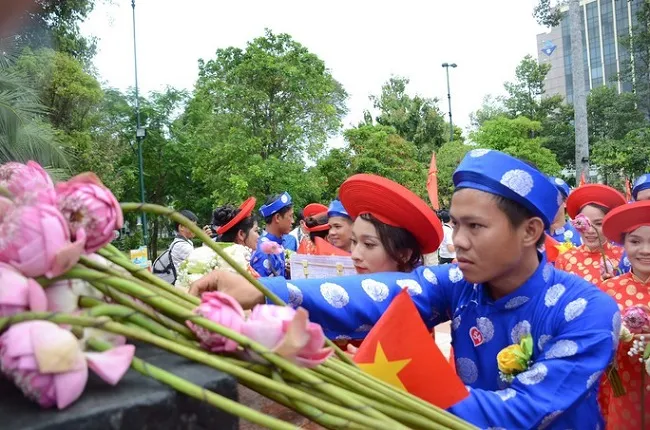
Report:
579,172,587,187
625,178,632,202
354,289,468,409
544,234,561,263
427,152,440,210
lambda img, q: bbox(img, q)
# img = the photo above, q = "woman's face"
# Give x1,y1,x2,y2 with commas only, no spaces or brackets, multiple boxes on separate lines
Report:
624,226,650,279
328,216,353,251
240,221,259,250
350,217,400,274
578,205,607,249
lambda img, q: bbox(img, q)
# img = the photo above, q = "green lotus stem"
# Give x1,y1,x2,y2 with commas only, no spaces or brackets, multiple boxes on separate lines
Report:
0,185,13,199
89,281,194,338
288,381,445,430
102,243,131,261
270,370,366,430
244,382,369,430
119,202,354,365
0,312,404,428
79,298,198,348
85,336,297,430
325,359,472,429
97,247,200,306
80,256,196,310
313,362,406,409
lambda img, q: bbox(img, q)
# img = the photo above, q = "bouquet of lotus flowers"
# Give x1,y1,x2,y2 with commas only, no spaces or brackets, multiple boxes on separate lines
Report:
620,306,650,377
176,243,256,292
0,160,473,430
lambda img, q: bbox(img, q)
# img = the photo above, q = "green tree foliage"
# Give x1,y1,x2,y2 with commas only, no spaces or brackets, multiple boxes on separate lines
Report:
436,140,471,208
619,0,650,119
370,76,447,162
471,116,562,174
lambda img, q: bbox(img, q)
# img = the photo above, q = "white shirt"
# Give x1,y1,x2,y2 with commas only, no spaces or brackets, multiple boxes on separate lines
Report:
438,224,456,259
170,236,194,274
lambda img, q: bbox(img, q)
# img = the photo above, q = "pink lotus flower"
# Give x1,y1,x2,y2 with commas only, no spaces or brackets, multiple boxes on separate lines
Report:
0,263,48,316
0,161,56,205
187,292,246,352
56,173,124,253
260,240,283,255
0,321,134,409
622,306,650,334
0,199,85,278
571,214,592,234
242,304,333,367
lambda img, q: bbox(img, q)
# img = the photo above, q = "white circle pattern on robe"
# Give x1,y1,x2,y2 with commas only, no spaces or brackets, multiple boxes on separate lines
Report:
544,340,578,359
286,283,303,307
456,357,478,384
500,169,534,197
564,230,574,239
543,264,553,282
511,320,531,344
538,334,553,351
538,411,563,430
263,259,271,270
334,335,351,341
397,279,422,296
612,311,622,350
320,283,349,308
452,315,462,331
544,283,566,307
361,279,390,302
476,317,495,343
469,148,491,157
505,296,530,310
564,298,588,322
422,268,438,284
517,363,548,385
355,324,373,332
587,371,602,389
495,388,516,401
449,266,463,283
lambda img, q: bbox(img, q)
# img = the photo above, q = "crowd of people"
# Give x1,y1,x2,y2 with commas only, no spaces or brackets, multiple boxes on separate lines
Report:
160,148,650,429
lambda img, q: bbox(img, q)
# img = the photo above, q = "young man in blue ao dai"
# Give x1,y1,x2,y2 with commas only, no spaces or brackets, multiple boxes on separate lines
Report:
192,150,619,430
250,192,294,278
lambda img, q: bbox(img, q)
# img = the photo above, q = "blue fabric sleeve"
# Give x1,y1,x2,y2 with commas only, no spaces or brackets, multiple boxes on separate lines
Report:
618,252,631,274
260,265,454,339
282,234,298,252
449,290,618,429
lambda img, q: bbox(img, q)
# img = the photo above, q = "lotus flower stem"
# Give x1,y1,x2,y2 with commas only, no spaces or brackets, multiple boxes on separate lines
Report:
0,312,400,429
0,185,12,199
325,359,471,429
89,281,194,338
80,256,196,310
97,247,200,306
269,370,368,430
84,336,297,430
101,243,131,261
119,202,354,365
79,298,198,348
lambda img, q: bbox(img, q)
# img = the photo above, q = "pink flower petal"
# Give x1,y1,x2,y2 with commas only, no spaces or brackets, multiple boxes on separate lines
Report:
85,344,135,385
53,367,88,409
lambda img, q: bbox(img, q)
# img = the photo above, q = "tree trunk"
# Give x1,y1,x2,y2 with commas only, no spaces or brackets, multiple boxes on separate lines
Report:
569,0,590,182
151,217,159,258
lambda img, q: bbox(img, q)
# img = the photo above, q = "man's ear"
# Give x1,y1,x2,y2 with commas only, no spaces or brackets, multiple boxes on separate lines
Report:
522,217,546,247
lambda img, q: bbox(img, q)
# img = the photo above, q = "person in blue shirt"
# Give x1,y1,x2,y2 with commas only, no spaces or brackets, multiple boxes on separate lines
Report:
548,176,581,246
250,192,294,278
192,149,619,430
618,173,650,274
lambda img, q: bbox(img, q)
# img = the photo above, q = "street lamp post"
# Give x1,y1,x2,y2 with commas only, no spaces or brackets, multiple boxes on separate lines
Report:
441,63,457,142
131,0,148,247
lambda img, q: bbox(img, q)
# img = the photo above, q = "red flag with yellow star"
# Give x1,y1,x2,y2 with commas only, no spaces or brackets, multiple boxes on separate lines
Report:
354,289,468,409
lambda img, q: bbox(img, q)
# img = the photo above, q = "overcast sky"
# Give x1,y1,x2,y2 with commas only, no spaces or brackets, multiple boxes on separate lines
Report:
81,0,548,144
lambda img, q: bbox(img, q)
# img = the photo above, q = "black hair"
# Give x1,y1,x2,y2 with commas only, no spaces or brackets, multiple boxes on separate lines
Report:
359,213,422,272
305,214,329,241
263,194,293,224
175,209,198,231
438,210,451,224
490,195,546,247
212,204,257,243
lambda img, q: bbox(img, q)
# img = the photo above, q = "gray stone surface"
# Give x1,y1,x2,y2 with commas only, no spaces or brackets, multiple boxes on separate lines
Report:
0,344,238,430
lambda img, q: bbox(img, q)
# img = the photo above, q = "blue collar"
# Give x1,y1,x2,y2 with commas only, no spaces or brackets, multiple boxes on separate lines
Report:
477,253,549,312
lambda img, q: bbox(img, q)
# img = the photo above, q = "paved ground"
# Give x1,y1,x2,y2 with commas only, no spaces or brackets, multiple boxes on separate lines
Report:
238,322,453,429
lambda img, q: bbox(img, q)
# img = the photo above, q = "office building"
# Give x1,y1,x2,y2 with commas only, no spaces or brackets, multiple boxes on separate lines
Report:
536,0,643,103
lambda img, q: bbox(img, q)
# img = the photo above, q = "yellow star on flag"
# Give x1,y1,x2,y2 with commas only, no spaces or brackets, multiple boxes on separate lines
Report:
357,342,412,391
